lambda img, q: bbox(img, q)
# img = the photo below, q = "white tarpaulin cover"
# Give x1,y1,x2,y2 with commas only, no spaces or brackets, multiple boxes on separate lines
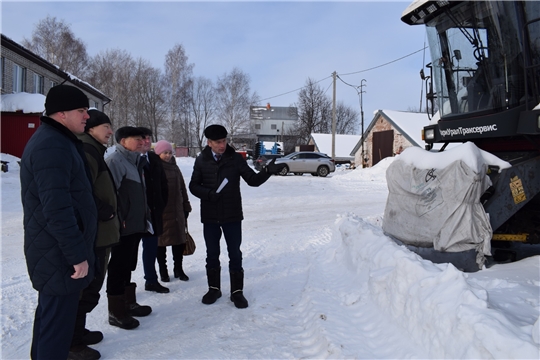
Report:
382,143,510,267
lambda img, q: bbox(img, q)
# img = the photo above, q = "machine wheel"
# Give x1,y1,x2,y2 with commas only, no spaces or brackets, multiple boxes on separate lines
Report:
317,166,330,177
278,166,289,176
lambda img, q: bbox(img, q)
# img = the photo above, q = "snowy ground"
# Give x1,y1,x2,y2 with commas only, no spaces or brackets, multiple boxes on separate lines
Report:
1,152,539,359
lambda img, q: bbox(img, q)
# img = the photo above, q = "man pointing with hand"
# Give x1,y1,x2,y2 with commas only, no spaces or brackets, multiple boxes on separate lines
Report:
189,124,285,309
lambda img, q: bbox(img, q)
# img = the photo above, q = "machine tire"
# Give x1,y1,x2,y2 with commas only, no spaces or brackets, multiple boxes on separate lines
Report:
278,166,289,176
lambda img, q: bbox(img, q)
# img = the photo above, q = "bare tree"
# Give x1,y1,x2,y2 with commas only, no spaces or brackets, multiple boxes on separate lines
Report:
132,58,167,140
215,68,259,146
335,102,359,134
23,16,89,78
190,76,217,152
130,58,166,141
163,44,194,147
293,78,332,144
86,49,136,130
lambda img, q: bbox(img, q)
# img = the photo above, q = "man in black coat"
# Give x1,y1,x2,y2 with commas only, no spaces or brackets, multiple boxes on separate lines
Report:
105,126,152,330
137,127,169,294
189,124,285,309
20,85,97,360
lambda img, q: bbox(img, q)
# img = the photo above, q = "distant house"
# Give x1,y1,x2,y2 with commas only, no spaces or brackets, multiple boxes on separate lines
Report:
350,110,429,168
1,34,111,158
308,133,359,164
250,103,298,142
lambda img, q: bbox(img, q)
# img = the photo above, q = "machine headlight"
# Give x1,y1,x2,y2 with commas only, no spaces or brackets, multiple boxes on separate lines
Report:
425,128,435,140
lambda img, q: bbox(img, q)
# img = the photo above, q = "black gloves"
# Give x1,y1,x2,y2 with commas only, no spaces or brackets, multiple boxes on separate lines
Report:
208,190,221,202
265,158,286,175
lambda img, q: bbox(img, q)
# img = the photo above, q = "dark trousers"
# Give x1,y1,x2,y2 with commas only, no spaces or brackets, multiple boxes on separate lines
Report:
156,243,185,272
71,247,110,347
31,291,80,360
203,221,243,271
142,236,158,283
107,233,142,296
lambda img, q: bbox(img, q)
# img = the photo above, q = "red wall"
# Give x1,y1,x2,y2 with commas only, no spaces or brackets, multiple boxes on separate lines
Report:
175,146,189,157
1,112,41,158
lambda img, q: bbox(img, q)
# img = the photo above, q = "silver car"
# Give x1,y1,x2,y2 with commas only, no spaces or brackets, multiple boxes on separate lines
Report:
274,151,335,177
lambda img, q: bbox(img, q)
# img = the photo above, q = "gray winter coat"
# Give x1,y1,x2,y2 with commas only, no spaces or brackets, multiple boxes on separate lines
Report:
106,144,150,236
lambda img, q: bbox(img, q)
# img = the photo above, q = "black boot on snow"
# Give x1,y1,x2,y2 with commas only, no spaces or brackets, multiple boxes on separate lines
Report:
230,270,248,309
82,329,103,345
67,345,101,360
202,267,222,304
125,283,152,317
107,295,139,330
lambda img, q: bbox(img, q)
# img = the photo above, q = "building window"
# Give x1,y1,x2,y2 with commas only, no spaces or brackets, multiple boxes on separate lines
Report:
94,101,98,109
13,64,26,93
270,124,277,130
33,74,44,94
50,81,58,88
255,124,261,130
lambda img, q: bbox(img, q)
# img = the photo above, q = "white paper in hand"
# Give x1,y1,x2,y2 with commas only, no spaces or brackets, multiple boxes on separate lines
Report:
216,178,228,193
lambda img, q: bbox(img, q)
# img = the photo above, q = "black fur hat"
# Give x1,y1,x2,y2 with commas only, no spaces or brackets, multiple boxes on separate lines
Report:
204,124,227,140
115,126,145,143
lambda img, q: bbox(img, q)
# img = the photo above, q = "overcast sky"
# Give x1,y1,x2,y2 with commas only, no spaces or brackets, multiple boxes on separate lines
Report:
2,1,429,133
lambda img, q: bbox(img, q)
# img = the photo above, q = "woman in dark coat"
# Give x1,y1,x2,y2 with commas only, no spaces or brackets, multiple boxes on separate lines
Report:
154,140,192,281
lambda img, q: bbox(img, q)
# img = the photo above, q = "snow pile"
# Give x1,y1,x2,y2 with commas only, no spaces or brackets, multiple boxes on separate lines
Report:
0,92,45,113
336,156,394,182
398,141,511,173
335,215,539,358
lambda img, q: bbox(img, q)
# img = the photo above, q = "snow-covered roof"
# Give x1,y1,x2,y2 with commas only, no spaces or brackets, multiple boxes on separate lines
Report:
1,34,111,101
0,92,45,113
379,109,428,146
310,133,360,160
351,109,430,155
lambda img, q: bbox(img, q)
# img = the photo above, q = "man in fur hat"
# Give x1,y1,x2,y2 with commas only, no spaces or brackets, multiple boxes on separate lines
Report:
105,126,153,331
189,124,285,309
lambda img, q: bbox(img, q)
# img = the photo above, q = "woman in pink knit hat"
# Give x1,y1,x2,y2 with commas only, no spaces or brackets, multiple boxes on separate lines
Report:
153,140,192,282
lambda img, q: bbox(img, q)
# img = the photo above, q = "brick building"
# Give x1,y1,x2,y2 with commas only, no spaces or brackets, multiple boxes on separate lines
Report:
351,109,429,168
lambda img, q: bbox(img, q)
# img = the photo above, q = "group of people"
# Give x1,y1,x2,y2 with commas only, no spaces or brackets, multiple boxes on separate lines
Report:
21,85,286,360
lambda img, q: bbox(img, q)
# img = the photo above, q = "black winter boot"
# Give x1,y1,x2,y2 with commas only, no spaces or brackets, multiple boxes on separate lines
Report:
82,329,103,345
202,267,222,304
125,283,152,317
107,295,139,330
173,244,189,281
67,345,101,360
230,270,248,309
157,247,170,282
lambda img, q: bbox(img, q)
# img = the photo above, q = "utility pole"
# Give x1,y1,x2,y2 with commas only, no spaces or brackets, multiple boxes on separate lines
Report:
332,71,337,159
359,79,367,167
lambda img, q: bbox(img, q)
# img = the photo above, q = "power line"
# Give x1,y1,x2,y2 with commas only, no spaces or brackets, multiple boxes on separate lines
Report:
339,47,427,76
260,47,427,102
260,75,332,102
